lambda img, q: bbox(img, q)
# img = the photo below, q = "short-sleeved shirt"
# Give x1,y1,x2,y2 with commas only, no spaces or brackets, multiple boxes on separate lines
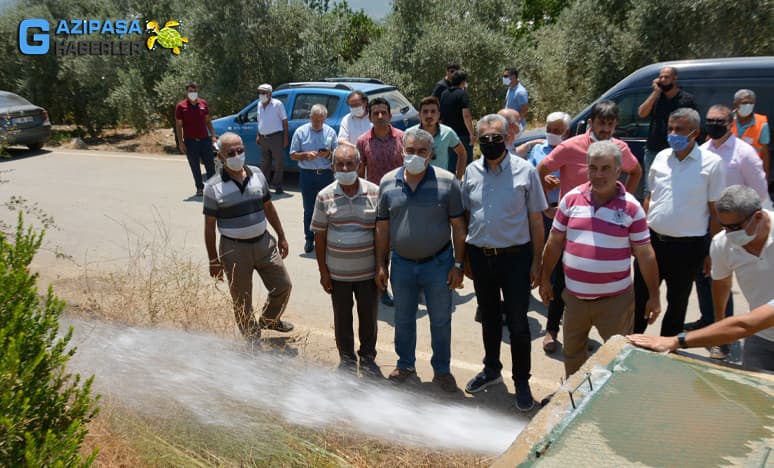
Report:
735,116,771,146
431,79,451,99
407,123,460,171
710,209,774,341
645,89,697,151
647,144,726,237
700,134,771,207
257,98,287,135
439,87,471,137
310,178,379,281
541,132,640,199
552,181,650,299
376,165,464,259
338,113,372,144
528,142,561,204
357,126,404,185
290,123,337,171
463,155,548,248
505,83,529,125
202,165,271,239
175,98,210,140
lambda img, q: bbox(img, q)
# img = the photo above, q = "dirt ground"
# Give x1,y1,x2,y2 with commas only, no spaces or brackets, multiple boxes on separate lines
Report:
50,125,179,155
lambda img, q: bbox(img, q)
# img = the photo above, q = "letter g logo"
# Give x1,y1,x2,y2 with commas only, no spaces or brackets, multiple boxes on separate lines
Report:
19,19,50,55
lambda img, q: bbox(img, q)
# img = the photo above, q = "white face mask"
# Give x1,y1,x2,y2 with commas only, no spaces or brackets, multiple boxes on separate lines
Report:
726,228,756,247
737,103,754,118
187,92,198,101
335,170,358,185
225,152,245,171
350,106,366,118
546,133,563,147
259,94,269,104
502,77,511,86
403,154,427,174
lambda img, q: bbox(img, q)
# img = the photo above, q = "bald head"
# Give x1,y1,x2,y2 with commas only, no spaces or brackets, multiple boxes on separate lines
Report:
498,108,521,144
218,132,241,150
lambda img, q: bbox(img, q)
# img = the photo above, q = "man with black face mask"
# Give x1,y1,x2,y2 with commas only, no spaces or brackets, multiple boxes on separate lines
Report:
461,114,547,411
638,66,696,197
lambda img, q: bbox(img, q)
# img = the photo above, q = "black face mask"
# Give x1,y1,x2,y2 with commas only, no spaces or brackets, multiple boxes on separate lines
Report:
480,141,506,160
707,123,729,140
658,82,674,92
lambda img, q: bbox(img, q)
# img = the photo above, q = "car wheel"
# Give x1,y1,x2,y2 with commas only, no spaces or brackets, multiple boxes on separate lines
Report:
27,143,44,150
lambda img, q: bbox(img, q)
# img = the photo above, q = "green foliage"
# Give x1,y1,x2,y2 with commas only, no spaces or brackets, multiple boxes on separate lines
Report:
0,213,99,466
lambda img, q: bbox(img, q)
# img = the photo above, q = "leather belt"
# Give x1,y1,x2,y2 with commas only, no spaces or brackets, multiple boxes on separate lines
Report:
400,241,451,264
221,232,267,243
301,168,333,175
650,230,704,243
476,243,529,256
259,130,282,138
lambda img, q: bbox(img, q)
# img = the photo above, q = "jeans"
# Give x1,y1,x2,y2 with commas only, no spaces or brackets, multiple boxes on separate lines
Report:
300,169,334,242
184,138,215,190
390,246,453,373
742,334,774,372
641,147,658,197
468,244,533,382
542,213,565,334
448,134,473,174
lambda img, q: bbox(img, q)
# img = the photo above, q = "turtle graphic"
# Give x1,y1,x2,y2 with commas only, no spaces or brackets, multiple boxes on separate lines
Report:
146,20,188,55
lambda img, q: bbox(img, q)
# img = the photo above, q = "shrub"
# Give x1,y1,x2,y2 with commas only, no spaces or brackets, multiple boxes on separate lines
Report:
0,213,99,466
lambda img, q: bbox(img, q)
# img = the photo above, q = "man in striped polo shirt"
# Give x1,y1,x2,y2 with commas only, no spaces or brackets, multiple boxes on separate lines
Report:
204,133,294,343
311,143,381,374
540,140,661,377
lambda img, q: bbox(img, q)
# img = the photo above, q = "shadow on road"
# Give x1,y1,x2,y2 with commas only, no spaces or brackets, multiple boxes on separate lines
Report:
0,147,51,163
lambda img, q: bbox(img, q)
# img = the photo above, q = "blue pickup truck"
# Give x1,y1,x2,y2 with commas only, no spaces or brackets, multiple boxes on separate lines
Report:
212,78,419,169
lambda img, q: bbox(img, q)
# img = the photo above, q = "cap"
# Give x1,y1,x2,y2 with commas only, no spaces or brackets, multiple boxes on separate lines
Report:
258,84,272,93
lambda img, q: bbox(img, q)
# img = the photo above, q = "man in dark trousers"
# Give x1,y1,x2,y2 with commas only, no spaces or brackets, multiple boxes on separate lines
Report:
175,82,217,197
440,70,475,173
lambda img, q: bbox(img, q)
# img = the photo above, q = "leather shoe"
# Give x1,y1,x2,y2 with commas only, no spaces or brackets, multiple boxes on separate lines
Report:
542,331,558,353
304,239,314,253
258,318,294,333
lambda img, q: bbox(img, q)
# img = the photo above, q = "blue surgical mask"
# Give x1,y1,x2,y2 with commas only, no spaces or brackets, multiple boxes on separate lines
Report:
667,131,694,152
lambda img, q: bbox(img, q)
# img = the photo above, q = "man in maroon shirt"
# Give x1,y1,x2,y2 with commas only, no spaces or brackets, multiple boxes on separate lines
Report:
175,82,217,196
356,97,404,185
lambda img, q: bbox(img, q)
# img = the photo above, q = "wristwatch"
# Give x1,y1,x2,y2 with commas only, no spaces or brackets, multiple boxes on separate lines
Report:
453,261,464,270
677,332,688,348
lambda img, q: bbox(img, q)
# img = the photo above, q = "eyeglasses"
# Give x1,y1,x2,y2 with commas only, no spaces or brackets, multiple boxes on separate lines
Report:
224,147,245,157
705,118,729,125
479,134,505,144
719,211,757,231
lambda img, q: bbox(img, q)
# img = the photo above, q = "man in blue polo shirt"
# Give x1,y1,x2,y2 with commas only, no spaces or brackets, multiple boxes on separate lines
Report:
204,132,294,343
291,104,337,253
375,128,467,392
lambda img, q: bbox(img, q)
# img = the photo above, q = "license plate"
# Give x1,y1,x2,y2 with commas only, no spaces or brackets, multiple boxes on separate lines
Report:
13,116,34,125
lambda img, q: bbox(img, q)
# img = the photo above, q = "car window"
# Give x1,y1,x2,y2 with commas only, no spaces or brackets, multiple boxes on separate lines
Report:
0,93,32,107
613,91,651,139
291,93,339,121
246,94,289,123
368,90,413,115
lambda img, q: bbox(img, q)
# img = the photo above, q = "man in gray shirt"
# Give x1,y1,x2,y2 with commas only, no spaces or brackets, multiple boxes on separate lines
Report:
375,128,467,392
461,114,548,411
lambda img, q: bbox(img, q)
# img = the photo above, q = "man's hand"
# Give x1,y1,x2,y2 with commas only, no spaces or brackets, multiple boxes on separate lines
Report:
530,261,541,289
651,78,662,94
543,174,560,190
277,236,289,259
283,136,289,148
627,334,678,353
209,259,223,280
375,265,389,291
255,135,261,145
178,141,187,154
320,269,333,294
463,260,473,280
539,278,554,305
702,255,711,277
643,297,661,324
447,265,464,289
543,206,557,219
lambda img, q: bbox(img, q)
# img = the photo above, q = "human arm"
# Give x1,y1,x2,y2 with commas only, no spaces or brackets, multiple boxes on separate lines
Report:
516,139,545,158
761,145,771,180
528,211,545,288
462,108,475,143
711,275,732,324
206,115,217,142
519,103,529,122
263,200,288,258
204,215,222,280
357,140,366,178
539,229,565,304
282,119,289,147
628,302,774,352
453,143,467,179
632,243,661,324
175,118,186,154
637,80,661,118
620,146,642,194
448,216,466,289
314,230,332,293
739,146,771,206
374,220,390,291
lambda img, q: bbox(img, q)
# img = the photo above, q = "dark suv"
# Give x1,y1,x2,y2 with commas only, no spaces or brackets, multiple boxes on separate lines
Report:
212,78,419,170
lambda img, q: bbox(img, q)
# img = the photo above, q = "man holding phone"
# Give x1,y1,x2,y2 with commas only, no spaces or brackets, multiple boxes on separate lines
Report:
291,104,337,253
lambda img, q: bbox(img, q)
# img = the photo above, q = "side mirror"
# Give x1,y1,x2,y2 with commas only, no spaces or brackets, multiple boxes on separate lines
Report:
576,120,587,135
235,114,244,124
400,106,409,114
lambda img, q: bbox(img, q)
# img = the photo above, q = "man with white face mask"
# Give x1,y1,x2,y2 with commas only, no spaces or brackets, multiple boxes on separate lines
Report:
704,185,774,371
732,89,771,180
204,132,294,345
338,91,372,145
175,81,217,197
503,67,528,128
375,128,467,392
311,143,380,374
256,83,289,194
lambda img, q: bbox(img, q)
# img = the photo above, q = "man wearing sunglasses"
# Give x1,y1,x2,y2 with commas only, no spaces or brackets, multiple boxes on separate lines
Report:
685,105,772,355
700,185,773,371
204,133,294,345
461,114,547,410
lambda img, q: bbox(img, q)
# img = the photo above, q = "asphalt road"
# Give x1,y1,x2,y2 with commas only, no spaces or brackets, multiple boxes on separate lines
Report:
0,146,748,411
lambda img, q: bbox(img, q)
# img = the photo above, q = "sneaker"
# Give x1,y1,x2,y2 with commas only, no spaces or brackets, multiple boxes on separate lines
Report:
380,292,394,307
543,331,558,353
258,318,294,333
515,379,535,412
684,320,708,331
433,373,458,393
337,358,357,373
709,344,729,360
195,189,203,197
465,371,503,394
387,367,416,383
359,356,382,378
304,239,314,253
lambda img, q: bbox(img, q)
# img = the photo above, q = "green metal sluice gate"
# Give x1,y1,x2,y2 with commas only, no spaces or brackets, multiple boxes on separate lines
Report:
496,341,774,467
